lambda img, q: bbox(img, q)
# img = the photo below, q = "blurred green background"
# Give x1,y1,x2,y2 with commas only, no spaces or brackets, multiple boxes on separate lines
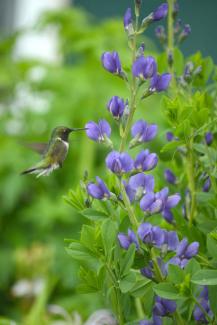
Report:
0,0,214,324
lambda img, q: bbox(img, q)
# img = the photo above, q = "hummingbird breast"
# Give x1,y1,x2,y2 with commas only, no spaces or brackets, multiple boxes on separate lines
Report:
46,137,69,166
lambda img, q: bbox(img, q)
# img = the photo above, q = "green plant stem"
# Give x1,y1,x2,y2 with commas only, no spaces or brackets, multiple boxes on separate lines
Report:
120,180,139,227
186,140,197,226
135,298,145,319
105,263,125,325
167,0,174,75
119,17,138,153
191,295,214,324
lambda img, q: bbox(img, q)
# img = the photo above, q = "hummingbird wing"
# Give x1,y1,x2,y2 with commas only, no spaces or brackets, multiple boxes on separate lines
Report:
21,142,48,155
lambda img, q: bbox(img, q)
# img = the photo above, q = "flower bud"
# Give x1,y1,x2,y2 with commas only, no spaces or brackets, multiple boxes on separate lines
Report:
123,8,134,36
155,25,166,43
205,132,213,146
203,177,211,192
101,51,122,75
164,169,177,185
107,96,125,120
178,24,191,43
152,3,168,21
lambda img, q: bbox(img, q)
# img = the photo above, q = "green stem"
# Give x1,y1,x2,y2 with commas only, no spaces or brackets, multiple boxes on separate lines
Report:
120,180,139,227
119,17,138,153
191,295,214,324
105,263,125,325
186,139,197,226
135,298,145,320
167,0,174,75
173,310,186,325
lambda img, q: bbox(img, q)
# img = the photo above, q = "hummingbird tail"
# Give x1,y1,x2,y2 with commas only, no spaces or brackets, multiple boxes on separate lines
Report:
20,163,59,177
20,167,41,176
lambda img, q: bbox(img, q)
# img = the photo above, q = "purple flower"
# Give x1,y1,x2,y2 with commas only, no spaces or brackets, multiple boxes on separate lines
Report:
124,8,133,31
164,169,177,185
203,177,211,192
127,173,155,201
101,51,122,74
166,131,176,142
140,187,181,223
179,24,191,42
87,176,110,200
132,56,157,79
135,150,158,172
118,229,139,250
193,286,213,323
107,96,125,120
150,73,171,92
163,231,179,251
169,238,199,269
85,120,111,142
205,132,213,146
106,151,134,175
152,3,168,21
140,315,162,325
155,25,166,42
138,223,165,247
154,296,176,316
131,120,158,146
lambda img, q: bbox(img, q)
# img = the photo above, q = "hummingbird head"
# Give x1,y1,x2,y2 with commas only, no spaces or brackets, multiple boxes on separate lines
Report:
52,126,87,141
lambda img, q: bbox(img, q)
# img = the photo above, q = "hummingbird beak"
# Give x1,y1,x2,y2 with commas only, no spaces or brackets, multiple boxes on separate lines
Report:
69,127,88,132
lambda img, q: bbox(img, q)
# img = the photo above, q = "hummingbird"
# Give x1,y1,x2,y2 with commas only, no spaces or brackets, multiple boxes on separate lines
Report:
21,126,87,177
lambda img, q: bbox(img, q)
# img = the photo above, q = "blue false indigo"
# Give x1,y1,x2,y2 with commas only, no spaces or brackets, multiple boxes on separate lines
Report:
123,8,134,35
128,173,155,200
155,26,166,43
132,56,157,80
164,169,177,185
130,120,158,148
169,238,199,268
205,132,213,146
152,3,168,21
179,24,191,42
154,296,176,316
136,43,145,58
166,131,175,142
138,223,165,247
101,51,122,74
150,73,171,92
174,18,182,34
107,96,125,120
106,151,134,175
86,120,111,142
193,286,213,323
118,229,139,250
184,62,194,81
134,150,158,172
140,315,162,325
203,177,211,192
141,258,167,280
163,230,179,251
87,177,110,200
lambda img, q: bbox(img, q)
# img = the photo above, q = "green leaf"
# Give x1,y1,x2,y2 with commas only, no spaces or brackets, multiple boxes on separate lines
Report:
207,235,217,259
168,264,185,284
130,275,152,298
120,244,136,276
119,271,136,293
80,208,108,221
66,241,100,270
208,285,217,315
153,283,184,300
160,140,183,153
184,258,201,276
80,224,96,250
191,270,217,285
101,219,117,258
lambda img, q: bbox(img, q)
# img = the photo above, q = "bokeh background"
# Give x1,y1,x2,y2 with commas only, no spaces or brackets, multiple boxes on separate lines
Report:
0,0,215,324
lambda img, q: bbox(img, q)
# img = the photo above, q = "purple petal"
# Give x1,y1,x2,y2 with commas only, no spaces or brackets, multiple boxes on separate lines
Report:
166,231,179,251
149,199,163,214
118,233,130,249
166,193,181,209
106,151,119,170
150,73,171,92
140,193,155,211
124,8,132,29
129,173,154,193
128,229,139,249
156,187,169,201
142,153,158,171
164,169,176,185
185,242,199,258
107,96,125,119
154,302,166,316
153,3,168,21
119,152,134,172
85,121,100,141
176,238,188,257
162,209,174,223
137,223,152,241
96,176,110,198
134,149,150,170
98,119,111,138
152,226,165,246
144,124,158,141
131,120,147,138
205,132,213,146
87,183,104,199
161,298,177,314
101,51,121,74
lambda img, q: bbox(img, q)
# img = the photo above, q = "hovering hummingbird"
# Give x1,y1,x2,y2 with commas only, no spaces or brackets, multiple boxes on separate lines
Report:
21,126,87,177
